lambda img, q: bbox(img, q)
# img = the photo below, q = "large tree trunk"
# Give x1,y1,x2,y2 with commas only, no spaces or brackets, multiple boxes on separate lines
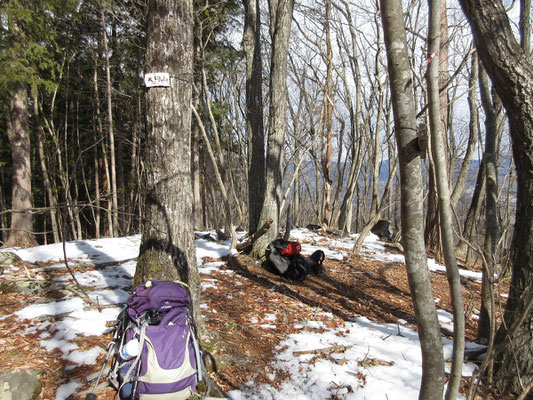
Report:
135,0,202,335
250,0,294,257
243,0,265,235
5,84,37,247
458,0,533,396
380,1,445,398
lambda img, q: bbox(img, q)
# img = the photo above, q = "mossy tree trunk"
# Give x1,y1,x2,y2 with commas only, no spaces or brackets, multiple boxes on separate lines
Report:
135,0,202,334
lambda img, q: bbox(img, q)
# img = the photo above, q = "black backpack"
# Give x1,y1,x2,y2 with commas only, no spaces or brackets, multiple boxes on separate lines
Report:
265,239,325,281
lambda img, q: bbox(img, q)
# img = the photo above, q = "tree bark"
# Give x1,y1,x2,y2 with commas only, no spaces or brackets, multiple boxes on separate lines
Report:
191,90,238,250
250,0,294,258
243,0,266,235
135,0,203,335
520,0,531,53
351,159,398,255
191,86,203,230
191,34,203,230
91,58,104,239
335,0,364,234
33,93,60,244
126,55,144,235
477,62,500,344
456,157,485,260
320,0,333,229
101,8,119,238
235,218,273,252
425,156,440,254
368,13,385,223
5,84,37,247
426,3,464,398
450,52,478,208
380,1,445,398
425,0,450,257
458,0,533,395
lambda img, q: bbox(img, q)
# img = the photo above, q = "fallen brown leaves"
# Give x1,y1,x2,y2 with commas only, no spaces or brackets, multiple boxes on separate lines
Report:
0,235,506,400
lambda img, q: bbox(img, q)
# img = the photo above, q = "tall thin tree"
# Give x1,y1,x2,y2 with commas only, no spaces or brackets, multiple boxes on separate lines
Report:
380,0,445,398
426,2,464,398
101,7,119,238
477,62,500,344
320,0,334,229
425,0,450,257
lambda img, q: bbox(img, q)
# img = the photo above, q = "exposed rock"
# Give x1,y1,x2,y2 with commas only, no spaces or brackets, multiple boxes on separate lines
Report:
326,229,345,237
371,219,394,241
0,252,21,266
0,369,41,400
388,242,404,253
0,279,69,297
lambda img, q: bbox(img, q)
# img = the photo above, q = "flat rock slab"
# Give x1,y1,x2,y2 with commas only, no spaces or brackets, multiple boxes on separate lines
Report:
0,279,69,297
0,369,41,400
0,252,21,266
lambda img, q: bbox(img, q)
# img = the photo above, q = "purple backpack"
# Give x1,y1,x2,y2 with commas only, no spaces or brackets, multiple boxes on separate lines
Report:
109,280,202,400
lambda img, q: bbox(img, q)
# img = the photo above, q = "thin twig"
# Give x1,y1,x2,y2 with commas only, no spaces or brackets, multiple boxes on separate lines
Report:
60,207,96,309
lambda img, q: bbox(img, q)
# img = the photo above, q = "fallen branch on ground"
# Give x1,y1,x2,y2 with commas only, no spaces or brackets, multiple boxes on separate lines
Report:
293,344,353,357
236,219,273,252
195,233,219,243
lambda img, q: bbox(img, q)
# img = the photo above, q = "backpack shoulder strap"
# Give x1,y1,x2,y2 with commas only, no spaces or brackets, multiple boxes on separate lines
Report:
108,306,132,387
119,318,147,396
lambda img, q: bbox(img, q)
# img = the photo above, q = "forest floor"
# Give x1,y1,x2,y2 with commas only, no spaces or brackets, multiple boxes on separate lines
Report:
0,232,510,400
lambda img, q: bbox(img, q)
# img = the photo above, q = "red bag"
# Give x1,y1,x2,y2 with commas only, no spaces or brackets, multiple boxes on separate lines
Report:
279,241,301,256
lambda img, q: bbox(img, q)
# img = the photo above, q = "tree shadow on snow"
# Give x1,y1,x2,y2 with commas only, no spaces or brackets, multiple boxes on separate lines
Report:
225,254,417,328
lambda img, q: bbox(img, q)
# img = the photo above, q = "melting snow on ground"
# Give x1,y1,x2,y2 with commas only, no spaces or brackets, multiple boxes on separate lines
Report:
1,229,482,399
